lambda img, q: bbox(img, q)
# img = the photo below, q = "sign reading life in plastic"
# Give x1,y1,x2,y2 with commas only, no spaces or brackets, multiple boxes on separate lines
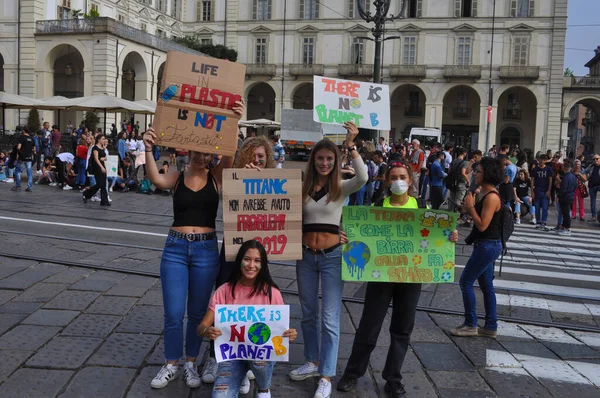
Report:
153,51,246,156
222,168,302,261
313,75,390,130
341,206,457,283
214,305,290,363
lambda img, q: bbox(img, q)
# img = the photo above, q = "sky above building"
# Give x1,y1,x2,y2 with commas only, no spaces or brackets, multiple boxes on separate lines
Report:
565,0,600,75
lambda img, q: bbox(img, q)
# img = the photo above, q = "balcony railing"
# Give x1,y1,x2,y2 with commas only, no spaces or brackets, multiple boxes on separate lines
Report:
573,76,600,88
289,64,325,77
245,64,277,76
390,65,427,78
338,64,374,77
499,66,540,80
443,65,482,79
453,107,472,119
35,18,204,56
404,106,423,117
503,109,522,120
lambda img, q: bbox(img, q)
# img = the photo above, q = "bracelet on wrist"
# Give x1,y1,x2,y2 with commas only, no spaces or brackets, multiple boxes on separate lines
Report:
145,150,153,153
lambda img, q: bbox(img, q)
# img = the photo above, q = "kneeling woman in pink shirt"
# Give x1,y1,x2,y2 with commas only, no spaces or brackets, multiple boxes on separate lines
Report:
197,240,298,398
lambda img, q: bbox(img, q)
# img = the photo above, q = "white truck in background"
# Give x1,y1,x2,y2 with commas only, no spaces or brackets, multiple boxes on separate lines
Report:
280,109,322,160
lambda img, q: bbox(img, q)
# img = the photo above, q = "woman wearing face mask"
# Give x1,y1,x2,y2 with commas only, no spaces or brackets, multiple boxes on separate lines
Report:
142,100,245,391
200,135,276,390
289,122,366,398
337,157,458,398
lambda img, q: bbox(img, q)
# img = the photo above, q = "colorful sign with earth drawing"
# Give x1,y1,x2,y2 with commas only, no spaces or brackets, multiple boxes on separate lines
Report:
153,51,246,156
341,206,457,283
214,305,290,363
313,75,390,131
106,155,119,178
222,168,302,261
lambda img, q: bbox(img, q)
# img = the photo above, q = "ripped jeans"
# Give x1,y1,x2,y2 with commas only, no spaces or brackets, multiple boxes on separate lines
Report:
212,360,274,397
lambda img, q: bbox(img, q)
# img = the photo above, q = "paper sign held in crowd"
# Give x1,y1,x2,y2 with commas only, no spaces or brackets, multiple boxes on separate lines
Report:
313,75,390,131
222,169,302,261
106,155,119,178
153,51,246,156
214,305,290,363
341,207,457,283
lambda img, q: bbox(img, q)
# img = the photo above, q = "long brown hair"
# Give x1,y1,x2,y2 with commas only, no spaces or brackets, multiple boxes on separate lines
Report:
234,136,276,169
303,139,342,203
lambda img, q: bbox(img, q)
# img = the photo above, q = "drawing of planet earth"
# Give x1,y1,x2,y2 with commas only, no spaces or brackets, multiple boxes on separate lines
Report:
343,241,370,280
248,322,271,345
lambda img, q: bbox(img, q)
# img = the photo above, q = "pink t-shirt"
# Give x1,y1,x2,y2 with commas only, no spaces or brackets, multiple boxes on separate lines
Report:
209,283,284,312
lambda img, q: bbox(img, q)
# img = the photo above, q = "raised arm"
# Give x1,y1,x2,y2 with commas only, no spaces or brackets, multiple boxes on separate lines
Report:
143,129,180,190
211,99,245,186
341,122,367,196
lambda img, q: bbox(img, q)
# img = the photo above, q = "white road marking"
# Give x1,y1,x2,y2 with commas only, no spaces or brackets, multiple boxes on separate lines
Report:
455,264,600,284
493,280,600,300
519,325,583,344
0,215,224,243
496,321,534,340
485,349,522,368
567,330,600,348
567,361,600,387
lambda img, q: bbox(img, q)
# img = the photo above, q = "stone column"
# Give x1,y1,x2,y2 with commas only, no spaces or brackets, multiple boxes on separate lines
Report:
424,102,443,129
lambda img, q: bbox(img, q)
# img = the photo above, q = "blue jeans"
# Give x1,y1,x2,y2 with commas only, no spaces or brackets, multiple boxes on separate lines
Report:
590,185,599,217
533,192,549,223
365,181,375,205
556,197,563,226
213,360,274,397
76,159,87,186
354,184,366,205
296,246,344,377
160,234,219,361
420,174,429,199
514,196,535,218
459,240,502,331
15,160,33,189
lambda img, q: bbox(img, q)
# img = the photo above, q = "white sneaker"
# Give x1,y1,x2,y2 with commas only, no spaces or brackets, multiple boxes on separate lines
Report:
6,178,15,183
108,196,112,202
247,370,255,380
109,187,113,192
515,218,520,225
63,185,73,190
530,218,537,225
151,363,179,389
240,376,250,395
201,357,217,384
183,361,201,388
49,182,58,187
314,378,332,398
257,390,271,398
289,362,319,381
91,196,101,202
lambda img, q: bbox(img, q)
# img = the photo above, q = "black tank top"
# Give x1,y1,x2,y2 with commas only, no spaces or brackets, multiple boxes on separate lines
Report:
470,191,502,241
172,171,219,228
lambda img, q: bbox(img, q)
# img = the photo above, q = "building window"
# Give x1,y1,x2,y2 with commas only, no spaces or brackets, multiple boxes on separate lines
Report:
302,37,315,65
157,29,164,38
157,0,166,12
57,6,70,20
90,3,99,13
255,37,268,64
454,0,477,17
351,37,365,64
141,22,147,32
403,36,417,65
117,14,125,22
171,0,182,19
512,37,529,66
300,0,319,19
197,0,213,21
510,0,534,17
456,37,472,65
406,0,422,18
140,0,151,5
200,38,213,45
253,0,272,20
348,0,371,18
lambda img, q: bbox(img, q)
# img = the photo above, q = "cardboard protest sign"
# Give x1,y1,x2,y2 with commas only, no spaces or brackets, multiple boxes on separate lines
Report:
215,304,290,363
153,51,246,156
342,206,457,283
313,75,390,130
106,155,119,177
222,169,302,261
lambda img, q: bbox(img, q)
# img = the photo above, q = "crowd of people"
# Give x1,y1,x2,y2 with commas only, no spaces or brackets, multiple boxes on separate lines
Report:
3,108,600,398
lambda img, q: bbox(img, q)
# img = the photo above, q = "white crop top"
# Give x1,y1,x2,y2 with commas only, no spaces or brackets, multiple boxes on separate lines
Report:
302,155,368,234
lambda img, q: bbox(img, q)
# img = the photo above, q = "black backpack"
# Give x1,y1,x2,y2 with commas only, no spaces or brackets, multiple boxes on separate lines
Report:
444,160,465,190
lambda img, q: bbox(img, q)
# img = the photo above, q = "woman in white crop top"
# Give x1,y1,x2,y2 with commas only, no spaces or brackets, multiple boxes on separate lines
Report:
289,122,367,398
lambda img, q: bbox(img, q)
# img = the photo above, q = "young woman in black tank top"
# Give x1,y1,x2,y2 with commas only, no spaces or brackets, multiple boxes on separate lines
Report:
449,157,504,339
142,100,245,390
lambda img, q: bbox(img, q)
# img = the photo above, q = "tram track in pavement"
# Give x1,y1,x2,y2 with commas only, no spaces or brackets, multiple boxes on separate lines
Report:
1,232,599,334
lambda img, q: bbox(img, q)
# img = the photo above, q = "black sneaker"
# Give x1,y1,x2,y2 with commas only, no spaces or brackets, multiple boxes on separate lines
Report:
25,188,32,192
11,186,21,191
384,381,407,398
82,192,88,204
336,376,357,392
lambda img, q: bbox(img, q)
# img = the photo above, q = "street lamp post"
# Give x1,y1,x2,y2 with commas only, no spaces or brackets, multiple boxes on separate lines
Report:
357,0,406,85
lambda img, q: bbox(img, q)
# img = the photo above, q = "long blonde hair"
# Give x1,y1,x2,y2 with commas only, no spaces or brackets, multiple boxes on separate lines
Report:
234,136,276,169
303,139,342,203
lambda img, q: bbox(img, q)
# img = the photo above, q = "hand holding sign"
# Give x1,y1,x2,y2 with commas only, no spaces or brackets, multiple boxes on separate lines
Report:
343,121,359,147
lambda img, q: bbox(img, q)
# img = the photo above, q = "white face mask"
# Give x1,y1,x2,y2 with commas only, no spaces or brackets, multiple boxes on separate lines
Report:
390,180,409,195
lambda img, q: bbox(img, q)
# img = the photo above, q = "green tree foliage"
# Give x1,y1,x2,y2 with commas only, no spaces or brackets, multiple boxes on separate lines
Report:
26,108,41,134
84,9,101,19
173,36,238,62
84,112,100,132
564,67,575,77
